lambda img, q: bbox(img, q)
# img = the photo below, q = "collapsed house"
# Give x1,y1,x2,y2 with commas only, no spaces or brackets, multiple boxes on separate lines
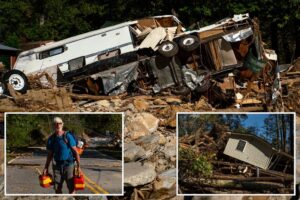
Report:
0,14,278,108
223,132,293,173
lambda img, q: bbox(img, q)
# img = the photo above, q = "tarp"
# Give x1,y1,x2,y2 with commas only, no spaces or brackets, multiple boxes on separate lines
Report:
0,43,20,55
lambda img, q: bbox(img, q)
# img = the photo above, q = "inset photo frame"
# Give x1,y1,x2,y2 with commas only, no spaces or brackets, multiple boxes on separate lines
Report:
5,112,124,196
177,112,296,196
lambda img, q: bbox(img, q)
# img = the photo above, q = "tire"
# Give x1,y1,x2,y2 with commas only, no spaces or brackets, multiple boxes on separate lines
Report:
0,82,5,95
158,41,179,57
3,69,29,94
179,35,200,52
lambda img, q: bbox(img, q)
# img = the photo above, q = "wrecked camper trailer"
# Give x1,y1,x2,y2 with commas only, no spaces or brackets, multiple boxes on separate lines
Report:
1,15,183,94
1,14,278,107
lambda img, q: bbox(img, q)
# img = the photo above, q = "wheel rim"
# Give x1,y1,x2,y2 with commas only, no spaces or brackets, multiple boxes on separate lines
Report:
0,83,4,94
8,74,25,90
162,43,174,52
182,37,195,46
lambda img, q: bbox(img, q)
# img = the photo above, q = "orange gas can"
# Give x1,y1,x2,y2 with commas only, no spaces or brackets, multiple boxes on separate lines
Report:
74,167,85,190
39,174,53,188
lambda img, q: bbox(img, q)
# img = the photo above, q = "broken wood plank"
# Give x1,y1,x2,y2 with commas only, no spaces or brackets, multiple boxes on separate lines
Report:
70,93,127,101
211,175,293,182
216,106,265,112
139,27,167,50
6,83,20,101
286,71,300,76
281,77,300,85
236,98,262,104
182,178,285,190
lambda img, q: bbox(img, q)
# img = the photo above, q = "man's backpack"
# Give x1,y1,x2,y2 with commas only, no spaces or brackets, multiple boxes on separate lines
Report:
63,131,85,156
51,131,85,157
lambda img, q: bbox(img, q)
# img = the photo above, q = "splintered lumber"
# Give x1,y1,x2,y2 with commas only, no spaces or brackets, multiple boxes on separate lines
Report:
211,161,293,178
182,178,285,190
211,175,293,182
211,161,251,167
281,77,300,86
6,83,20,101
179,143,190,149
286,71,300,76
258,168,294,178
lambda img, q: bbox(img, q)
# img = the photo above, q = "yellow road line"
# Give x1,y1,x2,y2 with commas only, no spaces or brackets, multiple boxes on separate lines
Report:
84,174,109,194
85,181,100,194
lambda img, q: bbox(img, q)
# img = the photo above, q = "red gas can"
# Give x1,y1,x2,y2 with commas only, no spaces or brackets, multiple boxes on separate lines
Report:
39,174,53,188
74,174,85,190
74,167,85,190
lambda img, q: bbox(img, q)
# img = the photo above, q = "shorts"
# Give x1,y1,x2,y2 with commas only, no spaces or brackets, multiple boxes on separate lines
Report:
53,162,74,193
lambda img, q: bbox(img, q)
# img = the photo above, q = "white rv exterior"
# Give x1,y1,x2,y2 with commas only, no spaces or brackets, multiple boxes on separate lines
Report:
14,21,137,75
13,15,183,76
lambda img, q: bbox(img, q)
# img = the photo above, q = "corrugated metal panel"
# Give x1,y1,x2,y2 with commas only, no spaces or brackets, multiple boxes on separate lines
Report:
224,136,273,169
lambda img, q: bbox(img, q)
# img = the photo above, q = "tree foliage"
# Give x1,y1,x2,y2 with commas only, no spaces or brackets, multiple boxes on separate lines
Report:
6,114,122,148
178,114,249,137
0,0,298,63
179,148,213,177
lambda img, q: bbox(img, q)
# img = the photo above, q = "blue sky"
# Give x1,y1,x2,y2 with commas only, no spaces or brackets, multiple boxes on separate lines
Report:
242,114,270,135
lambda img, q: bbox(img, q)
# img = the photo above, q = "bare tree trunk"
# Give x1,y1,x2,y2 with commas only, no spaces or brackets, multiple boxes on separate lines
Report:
271,22,278,57
289,114,294,155
282,31,292,63
294,20,300,59
281,115,287,152
275,115,280,149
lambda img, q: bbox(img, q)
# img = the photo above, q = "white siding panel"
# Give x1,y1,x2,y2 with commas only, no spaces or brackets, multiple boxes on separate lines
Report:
224,137,273,169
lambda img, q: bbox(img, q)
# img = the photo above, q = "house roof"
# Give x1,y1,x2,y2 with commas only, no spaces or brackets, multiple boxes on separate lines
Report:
229,132,273,148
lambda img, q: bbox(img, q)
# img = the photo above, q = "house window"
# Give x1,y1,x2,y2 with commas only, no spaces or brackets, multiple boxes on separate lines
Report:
39,46,64,59
236,140,246,152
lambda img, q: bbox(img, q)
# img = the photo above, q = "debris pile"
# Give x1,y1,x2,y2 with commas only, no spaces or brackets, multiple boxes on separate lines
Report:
280,57,300,113
0,87,73,112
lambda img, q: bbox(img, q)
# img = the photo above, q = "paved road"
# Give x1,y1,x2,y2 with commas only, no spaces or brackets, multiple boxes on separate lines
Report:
6,148,122,195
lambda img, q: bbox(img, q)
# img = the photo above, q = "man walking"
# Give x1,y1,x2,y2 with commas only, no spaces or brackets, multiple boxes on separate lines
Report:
43,117,81,194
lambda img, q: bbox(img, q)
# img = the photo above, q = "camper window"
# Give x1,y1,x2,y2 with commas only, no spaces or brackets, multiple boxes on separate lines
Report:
236,140,246,152
39,46,64,59
98,49,120,61
68,57,85,71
